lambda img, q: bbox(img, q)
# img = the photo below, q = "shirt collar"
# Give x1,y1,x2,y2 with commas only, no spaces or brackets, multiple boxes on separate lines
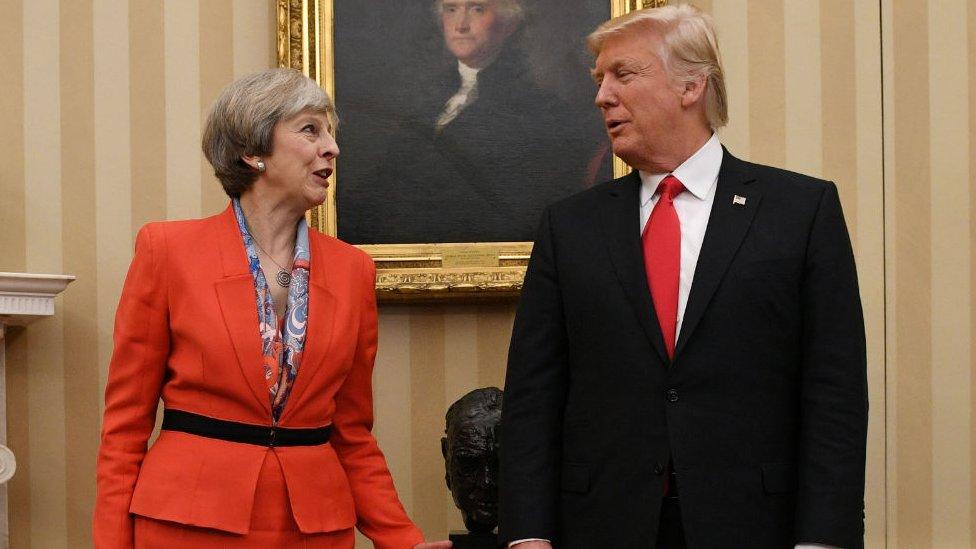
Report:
457,61,480,88
639,133,722,207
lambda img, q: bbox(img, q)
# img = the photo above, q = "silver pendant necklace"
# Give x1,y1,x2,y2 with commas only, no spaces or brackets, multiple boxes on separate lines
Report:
239,206,292,288
252,240,292,288
274,269,292,288
254,247,291,288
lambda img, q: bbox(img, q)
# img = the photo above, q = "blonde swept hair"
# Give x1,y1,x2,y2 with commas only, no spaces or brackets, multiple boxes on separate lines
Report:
202,68,337,198
587,4,728,129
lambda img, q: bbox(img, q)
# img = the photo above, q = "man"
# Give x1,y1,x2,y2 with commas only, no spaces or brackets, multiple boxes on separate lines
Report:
435,0,523,130
348,0,608,244
499,5,867,549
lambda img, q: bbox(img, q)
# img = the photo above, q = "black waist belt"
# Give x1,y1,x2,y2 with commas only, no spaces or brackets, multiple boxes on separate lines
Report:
162,409,332,447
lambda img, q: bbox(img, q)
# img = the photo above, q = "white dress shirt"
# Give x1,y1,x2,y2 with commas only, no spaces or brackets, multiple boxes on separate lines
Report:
639,132,721,338
510,134,839,549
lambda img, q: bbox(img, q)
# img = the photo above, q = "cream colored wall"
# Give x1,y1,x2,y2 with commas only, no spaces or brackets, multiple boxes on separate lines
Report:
0,1,277,547
883,0,975,546
0,1,972,547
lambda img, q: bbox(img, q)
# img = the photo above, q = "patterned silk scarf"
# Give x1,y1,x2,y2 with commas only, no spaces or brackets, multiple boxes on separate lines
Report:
233,199,311,422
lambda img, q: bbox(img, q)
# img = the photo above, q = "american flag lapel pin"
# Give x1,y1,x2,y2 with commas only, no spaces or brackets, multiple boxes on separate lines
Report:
732,195,747,206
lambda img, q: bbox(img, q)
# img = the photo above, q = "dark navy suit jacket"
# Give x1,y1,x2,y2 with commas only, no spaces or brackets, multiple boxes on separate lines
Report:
500,150,868,549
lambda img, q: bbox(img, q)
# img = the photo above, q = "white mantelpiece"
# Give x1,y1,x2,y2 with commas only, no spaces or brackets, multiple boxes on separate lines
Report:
0,272,74,546
0,272,76,325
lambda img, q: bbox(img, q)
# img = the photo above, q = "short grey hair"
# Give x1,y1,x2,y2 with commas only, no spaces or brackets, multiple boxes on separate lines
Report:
202,68,336,198
433,0,525,27
587,4,728,130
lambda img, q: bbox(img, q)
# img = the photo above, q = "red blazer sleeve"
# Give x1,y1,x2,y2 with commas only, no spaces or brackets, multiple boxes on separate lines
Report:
93,224,170,549
330,253,424,549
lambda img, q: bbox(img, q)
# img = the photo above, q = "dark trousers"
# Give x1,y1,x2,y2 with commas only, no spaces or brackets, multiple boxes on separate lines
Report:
655,497,686,549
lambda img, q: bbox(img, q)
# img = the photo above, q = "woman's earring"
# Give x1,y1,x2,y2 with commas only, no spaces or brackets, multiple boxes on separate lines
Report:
256,159,266,172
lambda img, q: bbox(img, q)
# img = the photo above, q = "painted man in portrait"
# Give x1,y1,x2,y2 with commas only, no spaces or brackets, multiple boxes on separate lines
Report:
344,0,609,244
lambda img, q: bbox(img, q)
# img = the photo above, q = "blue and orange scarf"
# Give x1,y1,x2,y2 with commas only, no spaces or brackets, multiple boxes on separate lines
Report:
233,198,310,422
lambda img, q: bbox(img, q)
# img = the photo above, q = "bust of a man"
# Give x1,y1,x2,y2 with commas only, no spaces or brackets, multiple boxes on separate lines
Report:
441,387,503,533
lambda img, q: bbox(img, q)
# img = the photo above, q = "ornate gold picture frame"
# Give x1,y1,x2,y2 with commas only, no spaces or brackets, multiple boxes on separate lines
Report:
278,0,665,302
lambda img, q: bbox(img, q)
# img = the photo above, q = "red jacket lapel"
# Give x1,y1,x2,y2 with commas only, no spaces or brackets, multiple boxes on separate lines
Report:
278,229,338,422
212,203,274,418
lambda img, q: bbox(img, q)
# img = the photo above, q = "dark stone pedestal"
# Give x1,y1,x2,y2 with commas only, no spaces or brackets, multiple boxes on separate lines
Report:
449,530,498,549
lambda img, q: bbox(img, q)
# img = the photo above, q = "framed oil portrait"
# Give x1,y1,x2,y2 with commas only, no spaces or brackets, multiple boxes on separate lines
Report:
278,0,666,301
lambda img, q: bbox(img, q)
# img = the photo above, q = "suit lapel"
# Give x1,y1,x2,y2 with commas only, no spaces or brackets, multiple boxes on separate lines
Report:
278,232,338,423
212,204,273,417
599,171,670,363
674,150,761,357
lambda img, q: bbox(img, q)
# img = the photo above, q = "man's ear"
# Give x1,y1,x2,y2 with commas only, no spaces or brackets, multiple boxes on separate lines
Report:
441,437,451,490
681,74,708,108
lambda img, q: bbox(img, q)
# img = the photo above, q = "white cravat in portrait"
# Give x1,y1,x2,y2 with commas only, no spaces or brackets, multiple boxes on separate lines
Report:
435,61,480,130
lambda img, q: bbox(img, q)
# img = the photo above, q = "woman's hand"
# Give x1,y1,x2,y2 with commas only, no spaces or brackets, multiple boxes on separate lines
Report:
413,541,452,549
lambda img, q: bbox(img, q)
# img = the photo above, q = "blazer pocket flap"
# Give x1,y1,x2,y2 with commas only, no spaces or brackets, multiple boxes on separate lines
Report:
561,462,590,494
761,462,797,494
276,445,357,533
129,432,268,534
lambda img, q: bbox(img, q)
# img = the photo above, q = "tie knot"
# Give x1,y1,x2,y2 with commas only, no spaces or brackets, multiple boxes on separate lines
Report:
657,175,685,201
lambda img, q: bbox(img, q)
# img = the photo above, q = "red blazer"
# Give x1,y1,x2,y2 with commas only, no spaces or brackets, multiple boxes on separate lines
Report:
94,204,423,548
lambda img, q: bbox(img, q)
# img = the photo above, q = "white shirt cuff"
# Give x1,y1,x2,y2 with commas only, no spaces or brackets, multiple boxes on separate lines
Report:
509,539,835,547
509,539,550,547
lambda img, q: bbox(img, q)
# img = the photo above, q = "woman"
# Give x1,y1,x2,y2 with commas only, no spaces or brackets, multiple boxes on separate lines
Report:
94,68,450,549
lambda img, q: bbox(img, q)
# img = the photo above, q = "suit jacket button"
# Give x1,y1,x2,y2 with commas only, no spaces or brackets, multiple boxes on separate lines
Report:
654,463,665,475
666,389,679,403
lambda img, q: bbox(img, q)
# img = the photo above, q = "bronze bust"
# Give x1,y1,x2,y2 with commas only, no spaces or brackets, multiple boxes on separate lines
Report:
441,387,503,533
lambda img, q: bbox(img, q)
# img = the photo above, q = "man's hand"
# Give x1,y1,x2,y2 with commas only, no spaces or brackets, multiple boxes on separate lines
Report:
510,542,553,549
413,542,452,549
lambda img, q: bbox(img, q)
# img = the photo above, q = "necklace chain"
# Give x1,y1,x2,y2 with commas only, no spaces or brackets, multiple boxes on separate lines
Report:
253,240,290,272
239,205,293,288
251,238,293,288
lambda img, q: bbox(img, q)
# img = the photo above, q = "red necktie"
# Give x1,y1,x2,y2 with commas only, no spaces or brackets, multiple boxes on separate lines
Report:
642,175,685,359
